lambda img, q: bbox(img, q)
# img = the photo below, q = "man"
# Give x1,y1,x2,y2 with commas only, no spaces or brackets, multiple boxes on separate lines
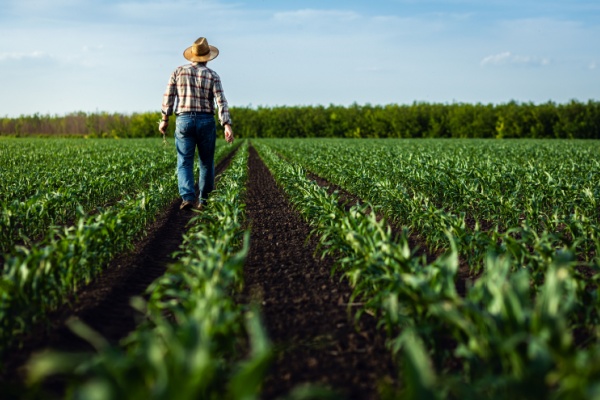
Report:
159,37,234,210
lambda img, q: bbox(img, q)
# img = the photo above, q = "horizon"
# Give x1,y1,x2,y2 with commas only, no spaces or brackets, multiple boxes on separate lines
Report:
2,98,598,119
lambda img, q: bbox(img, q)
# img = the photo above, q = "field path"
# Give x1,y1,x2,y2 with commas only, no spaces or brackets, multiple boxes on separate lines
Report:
243,145,396,399
1,148,238,388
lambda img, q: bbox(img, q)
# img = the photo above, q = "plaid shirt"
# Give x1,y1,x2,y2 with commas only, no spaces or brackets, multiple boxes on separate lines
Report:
161,62,231,126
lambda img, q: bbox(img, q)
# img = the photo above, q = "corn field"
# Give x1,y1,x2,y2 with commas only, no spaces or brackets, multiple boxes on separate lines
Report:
1,137,599,399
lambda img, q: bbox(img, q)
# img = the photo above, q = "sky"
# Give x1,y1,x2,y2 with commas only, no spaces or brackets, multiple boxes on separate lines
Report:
1,0,599,117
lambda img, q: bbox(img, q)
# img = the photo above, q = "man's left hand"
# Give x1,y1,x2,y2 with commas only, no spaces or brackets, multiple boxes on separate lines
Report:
224,124,234,144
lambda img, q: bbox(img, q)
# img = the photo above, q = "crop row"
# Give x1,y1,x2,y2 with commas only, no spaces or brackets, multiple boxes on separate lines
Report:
0,139,233,256
254,141,600,399
26,141,273,399
262,139,600,336
266,139,600,270
0,139,237,361
0,139,174,255
0,181,176,359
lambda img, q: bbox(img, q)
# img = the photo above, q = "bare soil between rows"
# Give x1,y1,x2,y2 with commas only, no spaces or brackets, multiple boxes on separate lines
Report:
242,146,397,399
3,144,399,399
0,148,237,395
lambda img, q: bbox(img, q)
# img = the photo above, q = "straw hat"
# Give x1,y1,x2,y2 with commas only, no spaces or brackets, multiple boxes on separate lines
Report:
183,37,219,62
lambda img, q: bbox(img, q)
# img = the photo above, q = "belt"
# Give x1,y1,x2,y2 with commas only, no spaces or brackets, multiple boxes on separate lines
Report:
176,111,213,116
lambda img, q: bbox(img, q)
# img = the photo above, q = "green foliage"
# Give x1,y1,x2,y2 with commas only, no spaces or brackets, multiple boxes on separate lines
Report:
253,139,600,399
2,100,600,138
26,142,273,399
0,184,178,360
268,138,600,269
0,111,175,138
0,139,176,254
233,101,600,139
0,138,237,360
3,135,600,397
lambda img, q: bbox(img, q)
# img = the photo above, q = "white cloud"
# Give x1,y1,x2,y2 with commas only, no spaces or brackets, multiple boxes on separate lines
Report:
82,44,104,52
273,9,360,24
0,45,105,68
480,51,550,67
0,51,53,62
431,11,475,21
8,0,81,11
114,0,236,20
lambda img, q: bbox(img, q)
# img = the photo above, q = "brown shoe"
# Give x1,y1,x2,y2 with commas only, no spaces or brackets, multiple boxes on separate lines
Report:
180,200,193,210
193,201,204,211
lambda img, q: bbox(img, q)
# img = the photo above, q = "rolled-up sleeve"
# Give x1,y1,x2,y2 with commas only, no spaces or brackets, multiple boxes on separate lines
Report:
161,70,177,116
213,73,231,126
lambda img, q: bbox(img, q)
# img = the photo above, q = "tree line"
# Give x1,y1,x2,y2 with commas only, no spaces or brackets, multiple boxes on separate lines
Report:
0,111,161,138
1,100,599,139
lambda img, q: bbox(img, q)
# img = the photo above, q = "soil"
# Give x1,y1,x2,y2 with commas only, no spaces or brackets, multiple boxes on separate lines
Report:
2,144,399,399
242,146,397,400
3,140,593,399
0,148,237,394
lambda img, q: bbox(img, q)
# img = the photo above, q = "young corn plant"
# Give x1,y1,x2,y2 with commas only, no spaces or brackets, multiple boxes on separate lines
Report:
265,138,600,274
26,141,273,400
254,140,600,400
0,183,177,361
0,139,175,255
0,139,240,363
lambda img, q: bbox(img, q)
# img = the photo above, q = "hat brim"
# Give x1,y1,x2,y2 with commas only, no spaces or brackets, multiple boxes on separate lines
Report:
183,45,219,62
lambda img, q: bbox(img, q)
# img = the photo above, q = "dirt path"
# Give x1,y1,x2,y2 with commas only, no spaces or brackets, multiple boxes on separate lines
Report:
243,146,396,400
1,148,237,389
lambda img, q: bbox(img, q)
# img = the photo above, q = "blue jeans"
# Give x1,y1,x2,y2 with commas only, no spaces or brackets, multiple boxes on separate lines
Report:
174,112,216,204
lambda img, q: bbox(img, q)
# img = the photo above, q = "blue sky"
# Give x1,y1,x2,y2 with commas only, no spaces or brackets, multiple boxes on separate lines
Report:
1,0,599,117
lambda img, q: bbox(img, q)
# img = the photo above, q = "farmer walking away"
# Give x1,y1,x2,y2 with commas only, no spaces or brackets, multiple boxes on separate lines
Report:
159,37,234,211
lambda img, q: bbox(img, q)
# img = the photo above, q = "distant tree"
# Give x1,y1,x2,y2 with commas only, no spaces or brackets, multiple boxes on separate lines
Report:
1,101,599,138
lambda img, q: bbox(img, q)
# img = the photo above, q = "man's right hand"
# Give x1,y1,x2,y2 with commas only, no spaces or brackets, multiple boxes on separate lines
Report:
159,120,168,134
